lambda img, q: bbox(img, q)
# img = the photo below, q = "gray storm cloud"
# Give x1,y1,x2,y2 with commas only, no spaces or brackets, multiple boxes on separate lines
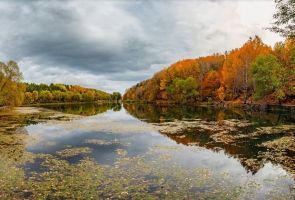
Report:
0,0,281,93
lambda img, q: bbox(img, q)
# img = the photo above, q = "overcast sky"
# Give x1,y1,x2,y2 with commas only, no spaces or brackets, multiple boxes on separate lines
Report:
0,0,283,93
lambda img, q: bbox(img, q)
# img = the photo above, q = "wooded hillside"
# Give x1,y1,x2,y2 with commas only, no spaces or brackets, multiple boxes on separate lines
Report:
124,37,295,105
0,61,120,106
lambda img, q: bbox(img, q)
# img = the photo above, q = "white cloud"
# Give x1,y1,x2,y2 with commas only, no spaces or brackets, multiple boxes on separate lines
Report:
0,0,283,93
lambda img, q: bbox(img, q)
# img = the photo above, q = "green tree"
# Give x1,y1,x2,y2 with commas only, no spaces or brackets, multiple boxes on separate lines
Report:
81,91,95,102
32,91,39,103
72,92,82,102
52,91,63,102
167,77,198,103
50,84,67,92
39,90,53,103
111,92,122,101
251,54,286,101
64,92,74,102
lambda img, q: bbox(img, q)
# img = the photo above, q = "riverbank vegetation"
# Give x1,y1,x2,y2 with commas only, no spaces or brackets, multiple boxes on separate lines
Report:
124,0,295,105
123,37,295,105
0,61,121,107
24,83,116,104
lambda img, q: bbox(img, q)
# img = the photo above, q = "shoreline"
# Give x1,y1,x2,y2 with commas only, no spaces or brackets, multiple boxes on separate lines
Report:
22,100,121,107
123,100,295,112
1,100,294,115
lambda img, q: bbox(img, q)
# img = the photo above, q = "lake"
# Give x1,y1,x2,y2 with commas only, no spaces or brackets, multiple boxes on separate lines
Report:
0,103,294,199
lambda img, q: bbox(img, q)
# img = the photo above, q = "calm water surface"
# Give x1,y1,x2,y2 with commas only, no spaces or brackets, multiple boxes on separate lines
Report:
0,103,294,199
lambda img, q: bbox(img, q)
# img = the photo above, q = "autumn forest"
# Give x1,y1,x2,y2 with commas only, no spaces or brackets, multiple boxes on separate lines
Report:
124,36,295,105
0,0,295,107
0,61,121,107
1,1,295,199
123,0,295,106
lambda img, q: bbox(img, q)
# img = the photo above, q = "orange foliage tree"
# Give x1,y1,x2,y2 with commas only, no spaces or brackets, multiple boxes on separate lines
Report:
221,36,272,103
123,36,293,105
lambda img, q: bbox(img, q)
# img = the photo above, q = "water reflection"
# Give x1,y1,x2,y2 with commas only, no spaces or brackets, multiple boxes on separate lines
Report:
123,103,295,177
123,103,295,124
38,102,121,116
0,103,294,199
